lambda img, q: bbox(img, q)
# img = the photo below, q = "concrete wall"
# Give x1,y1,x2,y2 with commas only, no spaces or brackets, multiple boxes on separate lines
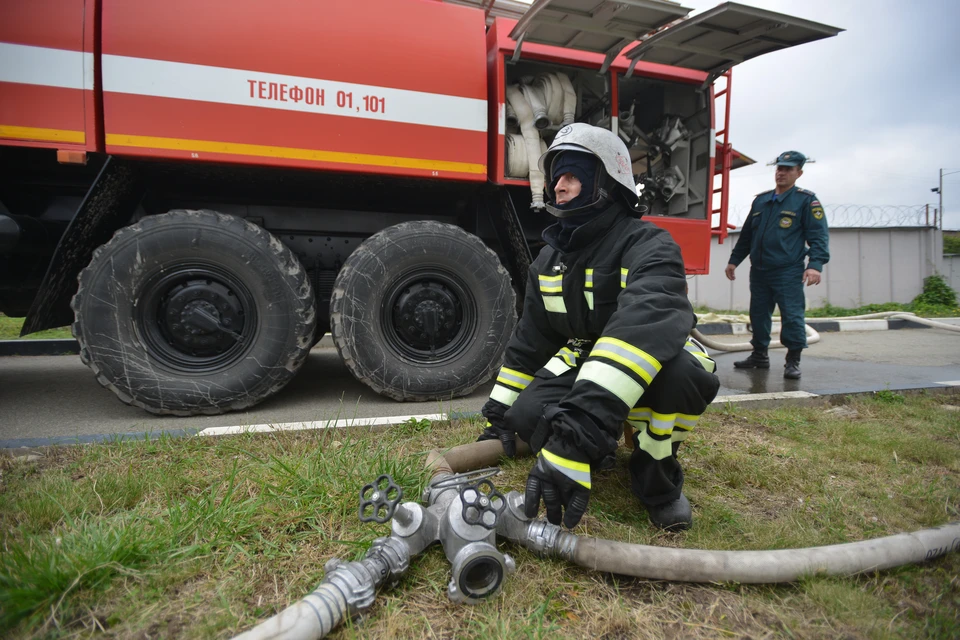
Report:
688,227,944,310
946,255,960,296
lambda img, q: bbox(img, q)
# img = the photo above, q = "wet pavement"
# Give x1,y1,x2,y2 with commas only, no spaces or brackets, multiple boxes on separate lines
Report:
706,329,960,397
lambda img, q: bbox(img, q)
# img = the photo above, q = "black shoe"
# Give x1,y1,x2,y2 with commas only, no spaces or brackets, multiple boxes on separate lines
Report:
784,349,802,379
647,494,693,531
592,452,617,472
734,351,769,369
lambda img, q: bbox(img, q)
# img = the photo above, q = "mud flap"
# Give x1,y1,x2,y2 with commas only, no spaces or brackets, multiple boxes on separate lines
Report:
489,188,532,314
22,157,143,335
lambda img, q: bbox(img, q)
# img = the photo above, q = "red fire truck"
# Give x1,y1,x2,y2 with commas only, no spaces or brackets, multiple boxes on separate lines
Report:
0,0,840,415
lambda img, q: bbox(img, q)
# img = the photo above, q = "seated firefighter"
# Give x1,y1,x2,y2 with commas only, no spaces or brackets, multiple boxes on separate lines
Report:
479,123,720,531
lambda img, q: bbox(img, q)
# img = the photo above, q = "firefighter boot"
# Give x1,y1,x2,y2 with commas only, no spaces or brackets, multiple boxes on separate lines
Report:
784,349,802,379
647,494,693,531
734,350,769,369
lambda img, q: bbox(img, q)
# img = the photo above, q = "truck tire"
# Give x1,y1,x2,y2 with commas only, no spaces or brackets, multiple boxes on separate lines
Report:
71,209,315,416
331,221,516,401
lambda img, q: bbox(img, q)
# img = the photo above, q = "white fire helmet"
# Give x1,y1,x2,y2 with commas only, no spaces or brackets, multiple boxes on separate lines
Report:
538,123,640,214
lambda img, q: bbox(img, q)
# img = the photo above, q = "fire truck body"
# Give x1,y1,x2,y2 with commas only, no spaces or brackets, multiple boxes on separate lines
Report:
0,0,841,415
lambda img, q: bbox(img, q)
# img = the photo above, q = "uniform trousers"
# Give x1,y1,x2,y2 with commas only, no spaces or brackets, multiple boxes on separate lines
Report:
749,263,807,351
504,350,720,506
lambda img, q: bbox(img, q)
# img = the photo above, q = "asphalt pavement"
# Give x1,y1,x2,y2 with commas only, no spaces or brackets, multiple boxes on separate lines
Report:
1,327,958,448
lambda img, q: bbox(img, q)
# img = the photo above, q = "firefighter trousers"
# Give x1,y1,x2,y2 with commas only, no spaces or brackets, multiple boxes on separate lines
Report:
504,349,720,507
749,263,808,351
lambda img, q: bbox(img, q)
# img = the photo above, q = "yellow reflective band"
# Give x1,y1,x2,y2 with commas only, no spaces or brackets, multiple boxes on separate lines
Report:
577,360,645,407
501,367,533,382
538,274,563,294
558,347,577,366
648,411,676,436
584,268,594,289
628,407,652,422
490,384,520,406
496,366,533,390
105,133,485,174
584,290,594,310
684,340,716,373
635,429,674,460
591,337,661,384
0,124,85,144
620,267,628,288
675,413,699,430
543,296,567,313
542,449,591,488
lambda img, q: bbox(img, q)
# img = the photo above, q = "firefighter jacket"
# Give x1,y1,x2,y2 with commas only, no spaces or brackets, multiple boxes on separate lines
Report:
728,186,830,272
485,203,696,462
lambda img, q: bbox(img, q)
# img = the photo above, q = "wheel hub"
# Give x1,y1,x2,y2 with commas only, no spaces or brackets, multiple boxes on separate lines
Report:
392,281,462,351
161,280,245,356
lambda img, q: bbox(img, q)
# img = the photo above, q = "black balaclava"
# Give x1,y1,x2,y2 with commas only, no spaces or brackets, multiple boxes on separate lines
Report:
550,151,605,251
550,150,602,215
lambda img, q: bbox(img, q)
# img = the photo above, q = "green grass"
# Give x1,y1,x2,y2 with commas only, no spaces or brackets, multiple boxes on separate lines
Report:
2,392,959,638
0,315,73,340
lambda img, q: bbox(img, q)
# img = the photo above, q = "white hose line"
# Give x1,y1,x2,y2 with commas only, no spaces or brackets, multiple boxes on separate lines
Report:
692,324,821,353
519,84,549,130
533,73,562,126
504,133,528,178
805,311,960,332
506,85,546,209
556,72,576,125
440,441,960,586
231,594,336,640
571,522,960,584
505,101,518,130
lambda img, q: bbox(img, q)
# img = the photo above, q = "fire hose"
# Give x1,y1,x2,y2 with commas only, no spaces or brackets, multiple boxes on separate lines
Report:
232,438,960,640
505,72,577,209
692,311,960,353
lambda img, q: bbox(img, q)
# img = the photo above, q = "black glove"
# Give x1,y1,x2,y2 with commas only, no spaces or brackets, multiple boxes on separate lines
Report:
524,444,591,528
477,399,515,457
477,420,517,457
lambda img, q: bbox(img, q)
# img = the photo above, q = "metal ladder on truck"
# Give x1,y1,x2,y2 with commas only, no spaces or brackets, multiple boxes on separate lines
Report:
711,69,734,245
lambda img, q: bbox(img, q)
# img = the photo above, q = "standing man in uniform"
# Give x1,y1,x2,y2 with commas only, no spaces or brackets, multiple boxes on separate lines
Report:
724,151,829,379
478,123,720,531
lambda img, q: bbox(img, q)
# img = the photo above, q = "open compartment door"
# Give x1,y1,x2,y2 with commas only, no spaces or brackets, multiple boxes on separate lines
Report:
624,2,843,76
509,0,692,71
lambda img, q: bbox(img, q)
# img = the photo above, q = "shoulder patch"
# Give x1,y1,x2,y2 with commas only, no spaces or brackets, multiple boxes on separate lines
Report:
810,198,825,219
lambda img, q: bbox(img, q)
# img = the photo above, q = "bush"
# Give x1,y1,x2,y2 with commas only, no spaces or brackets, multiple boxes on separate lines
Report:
944,234,960,255
912,274,957,308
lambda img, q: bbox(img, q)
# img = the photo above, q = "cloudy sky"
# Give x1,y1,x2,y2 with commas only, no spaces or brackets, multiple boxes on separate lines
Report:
663,0,960,228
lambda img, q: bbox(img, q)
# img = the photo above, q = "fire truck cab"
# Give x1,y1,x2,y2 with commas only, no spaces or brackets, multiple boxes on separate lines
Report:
0,0,841,415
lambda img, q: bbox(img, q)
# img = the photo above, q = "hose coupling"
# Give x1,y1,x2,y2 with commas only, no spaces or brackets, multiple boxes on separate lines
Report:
448,541,516,605
524,520,578,560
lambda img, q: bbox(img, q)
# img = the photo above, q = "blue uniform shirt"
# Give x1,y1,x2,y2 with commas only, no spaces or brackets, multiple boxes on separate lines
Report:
728,185,830,272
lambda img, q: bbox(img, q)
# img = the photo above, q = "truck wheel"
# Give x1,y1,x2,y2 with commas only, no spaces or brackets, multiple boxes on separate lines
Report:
331,221,516,401
71,209,315,415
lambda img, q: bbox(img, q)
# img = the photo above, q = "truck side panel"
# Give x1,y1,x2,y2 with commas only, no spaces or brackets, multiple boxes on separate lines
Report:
100,0,489,181
0,0,99,152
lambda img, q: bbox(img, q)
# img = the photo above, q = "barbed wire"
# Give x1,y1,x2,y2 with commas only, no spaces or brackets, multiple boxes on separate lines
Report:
727,204,940,228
